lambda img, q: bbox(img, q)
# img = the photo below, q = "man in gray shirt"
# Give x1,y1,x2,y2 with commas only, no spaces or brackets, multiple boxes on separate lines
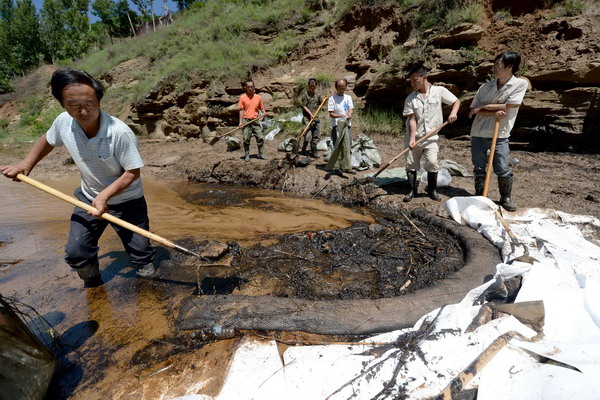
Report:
469,52,528,211
1,69,155,287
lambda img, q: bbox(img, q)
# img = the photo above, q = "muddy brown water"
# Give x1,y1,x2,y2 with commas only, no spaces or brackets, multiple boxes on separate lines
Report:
0,174,374,398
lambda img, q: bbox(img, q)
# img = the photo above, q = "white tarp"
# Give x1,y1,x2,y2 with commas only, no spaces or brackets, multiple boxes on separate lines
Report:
175,197,600,399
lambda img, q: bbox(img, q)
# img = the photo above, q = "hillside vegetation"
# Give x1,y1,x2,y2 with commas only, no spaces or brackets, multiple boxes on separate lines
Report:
1,0,597,150
0,0,490,141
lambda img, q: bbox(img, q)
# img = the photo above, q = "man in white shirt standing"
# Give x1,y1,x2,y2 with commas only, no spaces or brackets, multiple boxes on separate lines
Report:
326,78,354,176
0,69,155,287
402,65,460,202
469,52,528,211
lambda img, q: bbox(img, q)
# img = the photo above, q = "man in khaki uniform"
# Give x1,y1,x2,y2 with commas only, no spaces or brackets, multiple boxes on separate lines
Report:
402,65,460,202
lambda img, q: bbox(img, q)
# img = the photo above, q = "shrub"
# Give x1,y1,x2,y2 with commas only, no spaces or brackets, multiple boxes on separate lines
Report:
415,0,480,30
556,0,585,16
388,38,428,69
461,46,486,65
357,106,404,136
74,0,314,105
493,9,513,23
443,1,483,29
18,96,47,127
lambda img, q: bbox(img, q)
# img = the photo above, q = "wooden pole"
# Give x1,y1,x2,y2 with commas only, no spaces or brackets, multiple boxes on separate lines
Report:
15,174,201,258
372,121,449,178
482,119,500,197
294,95,329,154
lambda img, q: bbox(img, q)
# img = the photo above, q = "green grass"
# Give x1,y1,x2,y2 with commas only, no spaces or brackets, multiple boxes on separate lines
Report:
388,42,428,67
357,106,404,136
461,46,486,65
493,9,513,23
0,101,63,143
554,0,585,16
72,0,315,105
443,2,483,30
294,73,334,98
415,0,483,31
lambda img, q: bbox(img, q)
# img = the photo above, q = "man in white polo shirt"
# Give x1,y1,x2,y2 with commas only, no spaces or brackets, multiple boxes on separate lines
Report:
326,78,354,176
403,65,460,202
0,69,155,287
469,51,528,211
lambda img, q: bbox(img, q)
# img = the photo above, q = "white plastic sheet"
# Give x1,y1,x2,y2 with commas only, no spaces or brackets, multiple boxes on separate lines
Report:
174,201,600,400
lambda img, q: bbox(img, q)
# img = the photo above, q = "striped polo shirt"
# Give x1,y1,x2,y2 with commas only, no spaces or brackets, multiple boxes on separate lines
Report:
46,111,144,204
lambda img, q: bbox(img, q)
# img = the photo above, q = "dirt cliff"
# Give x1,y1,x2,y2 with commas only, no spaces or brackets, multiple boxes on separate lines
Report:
121,0,600,151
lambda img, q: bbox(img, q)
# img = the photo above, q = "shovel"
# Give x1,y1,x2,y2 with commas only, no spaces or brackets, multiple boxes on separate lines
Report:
371,121,449,179
15,173,203,259
482,119,500,197
207,116,262,146
291,96,328,156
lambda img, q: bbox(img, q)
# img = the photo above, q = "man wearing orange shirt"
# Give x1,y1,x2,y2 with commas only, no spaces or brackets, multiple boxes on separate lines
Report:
238,80,267,162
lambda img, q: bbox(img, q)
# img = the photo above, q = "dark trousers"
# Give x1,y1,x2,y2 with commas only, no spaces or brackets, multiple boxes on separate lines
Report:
471,137,512,178
65,188,155,268
302,120,320,152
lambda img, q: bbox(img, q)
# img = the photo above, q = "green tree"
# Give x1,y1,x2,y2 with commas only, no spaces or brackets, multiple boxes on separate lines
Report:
132,0,155,31
62,0,91,59
88,21,108,50
92,0,137,43
0,0,14,21
41,0,90,61
11,0,45,74
40,0,66,62
0,20,13,91
175,0,197,10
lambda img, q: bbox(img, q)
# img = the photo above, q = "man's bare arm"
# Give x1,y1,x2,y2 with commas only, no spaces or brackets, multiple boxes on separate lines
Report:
469,103,518,118
408,114,417,150
302,106,314,119
91,168,140,217
448,99,460,123
0,134,55,180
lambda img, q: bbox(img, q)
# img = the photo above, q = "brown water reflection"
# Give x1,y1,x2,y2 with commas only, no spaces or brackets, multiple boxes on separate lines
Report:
0,173,371,399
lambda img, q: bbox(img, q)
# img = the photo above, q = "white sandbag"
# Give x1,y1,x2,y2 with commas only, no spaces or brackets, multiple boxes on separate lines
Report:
317,138,333,152
277,137,296,152
225,136,241,151
265,126,280,140
420,167,452,187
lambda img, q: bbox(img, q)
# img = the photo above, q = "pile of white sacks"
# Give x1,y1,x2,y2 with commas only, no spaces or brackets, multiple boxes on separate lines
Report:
177,197,600,400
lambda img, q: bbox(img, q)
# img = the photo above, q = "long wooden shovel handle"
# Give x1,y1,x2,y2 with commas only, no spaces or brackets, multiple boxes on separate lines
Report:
223,115,262,137
209,116,263,145
437,331,517,399
298,96,329,142
482,119,500,197
15,173,201,258
372,121,449,178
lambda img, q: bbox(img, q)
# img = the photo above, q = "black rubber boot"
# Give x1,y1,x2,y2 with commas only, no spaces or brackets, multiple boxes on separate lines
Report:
258,143,266,160
403,170,418,202
301,141,308,156
75,260,103,288
474,174,485,196
244,144,250,162
427,172,441,201
498,176,517,211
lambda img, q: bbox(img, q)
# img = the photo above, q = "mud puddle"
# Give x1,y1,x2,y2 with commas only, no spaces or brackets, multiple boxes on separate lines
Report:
0,174,372,399
226,214,463,300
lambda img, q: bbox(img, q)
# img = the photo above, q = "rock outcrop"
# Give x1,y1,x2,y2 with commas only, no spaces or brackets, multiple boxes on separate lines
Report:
127,0,600,151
